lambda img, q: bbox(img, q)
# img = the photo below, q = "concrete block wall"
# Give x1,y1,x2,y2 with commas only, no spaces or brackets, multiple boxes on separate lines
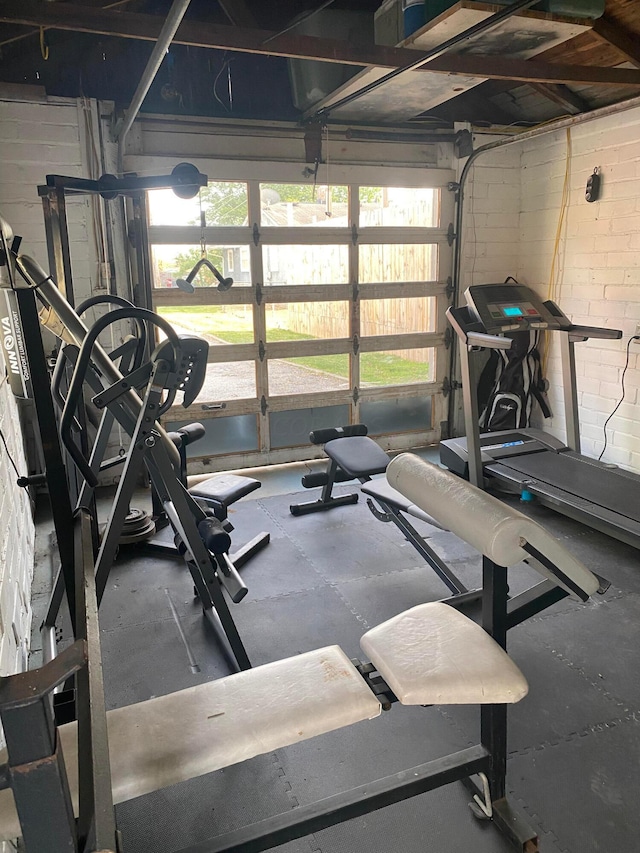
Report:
459,104,640,472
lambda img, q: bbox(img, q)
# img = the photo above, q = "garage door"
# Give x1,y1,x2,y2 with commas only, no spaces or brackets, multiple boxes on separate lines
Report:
138,162,453,471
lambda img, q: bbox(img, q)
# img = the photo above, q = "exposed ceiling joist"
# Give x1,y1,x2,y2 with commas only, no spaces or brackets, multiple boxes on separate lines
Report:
593,16,640,68
1,1,640,89
0,0,134,49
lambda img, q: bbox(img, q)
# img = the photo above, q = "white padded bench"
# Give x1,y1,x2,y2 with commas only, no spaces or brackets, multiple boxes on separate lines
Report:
0,602,527,842
386,454,600,601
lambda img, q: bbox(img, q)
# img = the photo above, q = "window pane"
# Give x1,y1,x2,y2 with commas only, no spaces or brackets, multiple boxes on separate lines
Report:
167,415,258,455
148,181,248,226
359,244,437,284
202,361,256,400
361,297,435,336
269,354,350,396
263,245,348,285
157,305,254,344
148,189,200,226
360,348,435,387
260,184,348,226
265,301,348,342
269,405,350,448
361,397,432,434
151,245,251,289
359,187,439,227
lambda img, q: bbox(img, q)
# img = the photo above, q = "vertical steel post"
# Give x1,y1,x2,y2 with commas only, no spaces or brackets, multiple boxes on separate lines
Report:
560,332,581,452
458,340,483,488
480,557,509,801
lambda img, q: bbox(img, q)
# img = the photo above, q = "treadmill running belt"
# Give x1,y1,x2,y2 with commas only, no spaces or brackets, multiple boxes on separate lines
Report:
498,451,640,524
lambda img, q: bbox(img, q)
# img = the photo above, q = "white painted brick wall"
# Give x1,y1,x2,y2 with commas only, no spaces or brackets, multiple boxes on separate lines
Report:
459,107,640,473
0,93,91,692
518,108,640,467
0,364,34,678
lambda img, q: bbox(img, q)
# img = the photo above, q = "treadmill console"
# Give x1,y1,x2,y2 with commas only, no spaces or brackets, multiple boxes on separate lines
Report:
465,284,571,334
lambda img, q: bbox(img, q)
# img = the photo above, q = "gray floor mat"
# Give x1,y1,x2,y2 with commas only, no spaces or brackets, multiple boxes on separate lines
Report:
508,715,640,853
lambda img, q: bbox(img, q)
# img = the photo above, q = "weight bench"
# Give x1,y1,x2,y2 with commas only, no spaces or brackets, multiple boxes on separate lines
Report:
290,425,468,595
0,455,600,853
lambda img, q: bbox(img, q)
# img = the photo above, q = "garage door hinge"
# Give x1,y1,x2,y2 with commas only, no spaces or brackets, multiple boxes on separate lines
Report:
351,224,358,245
352,283,359,302
260,395,268,415
255,282,262,305
442,376,462,397
252,223,260,246
445,276,454,300
353,386,359,404
447,223,456,246
444,327,452,349
258,340,266,361
353,334,360,355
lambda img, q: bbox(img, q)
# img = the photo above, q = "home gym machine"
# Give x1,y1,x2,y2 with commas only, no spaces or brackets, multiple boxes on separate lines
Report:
439,283,640,549
0,448,601,853
0,166,267,673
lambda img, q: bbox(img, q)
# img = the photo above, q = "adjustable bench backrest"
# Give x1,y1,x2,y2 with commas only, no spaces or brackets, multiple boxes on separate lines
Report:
386,454,599,601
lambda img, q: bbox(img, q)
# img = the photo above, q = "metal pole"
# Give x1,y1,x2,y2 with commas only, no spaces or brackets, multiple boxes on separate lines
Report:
560,333,581,452
113,0,192,157
458,338,483,488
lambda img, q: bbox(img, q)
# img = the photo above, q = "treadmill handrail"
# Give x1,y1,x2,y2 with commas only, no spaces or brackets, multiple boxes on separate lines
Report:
467,331,513,350
446,306,513,351
567,324,622,341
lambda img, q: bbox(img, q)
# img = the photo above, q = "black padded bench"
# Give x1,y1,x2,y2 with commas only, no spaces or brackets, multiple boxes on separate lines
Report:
151,423,270,576
289,425,468,596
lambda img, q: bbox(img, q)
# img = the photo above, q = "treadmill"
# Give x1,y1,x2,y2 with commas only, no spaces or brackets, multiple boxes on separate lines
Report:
439,283,640,550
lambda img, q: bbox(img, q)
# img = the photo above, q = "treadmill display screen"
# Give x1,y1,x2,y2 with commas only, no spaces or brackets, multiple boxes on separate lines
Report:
503,306,524,317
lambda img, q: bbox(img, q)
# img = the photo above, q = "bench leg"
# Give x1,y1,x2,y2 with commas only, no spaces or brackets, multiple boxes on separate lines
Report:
366,498,469,596
290,459,359,516
232,532,271,569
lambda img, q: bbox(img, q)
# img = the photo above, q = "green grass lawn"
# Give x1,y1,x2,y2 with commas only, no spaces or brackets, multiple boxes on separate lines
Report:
158,306,429,385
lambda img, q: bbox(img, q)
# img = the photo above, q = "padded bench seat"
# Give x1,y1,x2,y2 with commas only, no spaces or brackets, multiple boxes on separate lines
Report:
189,473,261,508
362,603,528,706
0,646,381,842
324,435,389,478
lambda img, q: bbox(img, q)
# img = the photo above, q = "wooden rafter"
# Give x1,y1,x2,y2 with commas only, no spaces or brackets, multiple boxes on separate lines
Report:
592,16,640,69
0,0,134,48
1,2,640,88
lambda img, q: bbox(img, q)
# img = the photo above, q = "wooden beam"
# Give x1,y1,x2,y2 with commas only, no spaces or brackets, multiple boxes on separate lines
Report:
592,16,640,69
0,0,134,48
1,1,640,88
528,82,591,115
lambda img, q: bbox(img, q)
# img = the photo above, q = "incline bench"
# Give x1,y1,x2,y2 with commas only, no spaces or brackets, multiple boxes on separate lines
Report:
290,425,468,595
0,455,600,853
